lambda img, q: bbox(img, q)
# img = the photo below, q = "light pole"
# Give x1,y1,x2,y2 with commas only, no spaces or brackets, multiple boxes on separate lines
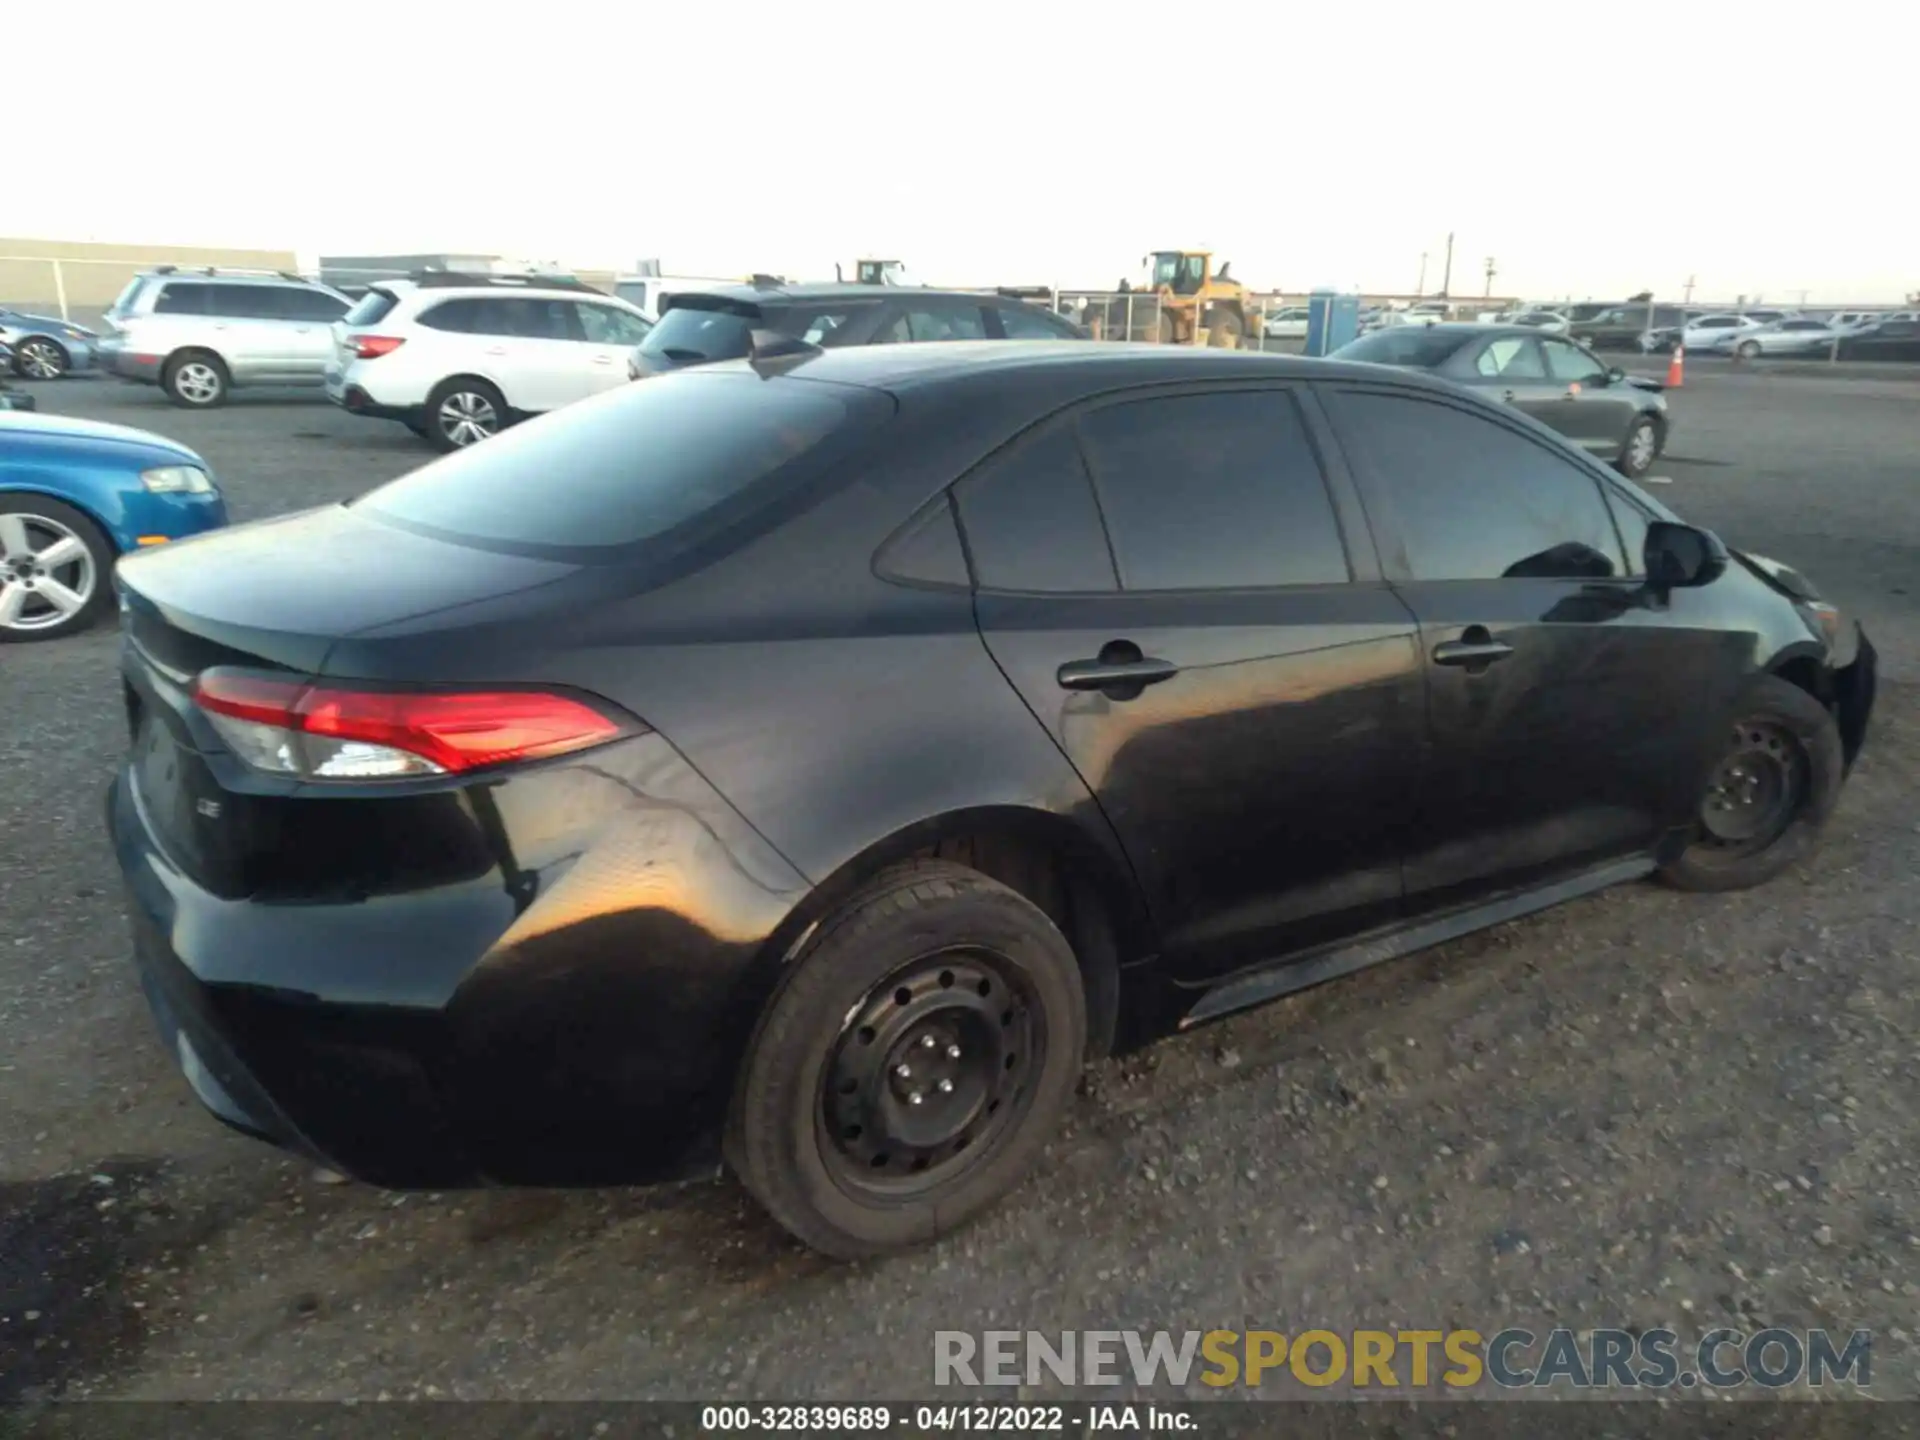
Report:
1439,232,1454,298
1483,257,1497,299
1417,252,1428,297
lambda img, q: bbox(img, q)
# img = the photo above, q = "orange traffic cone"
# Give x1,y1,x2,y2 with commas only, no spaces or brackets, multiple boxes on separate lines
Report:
1666,344,1685,389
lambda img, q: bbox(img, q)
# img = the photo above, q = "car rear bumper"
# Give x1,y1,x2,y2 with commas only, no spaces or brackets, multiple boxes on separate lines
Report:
108,715,811,1189
95,338,164,384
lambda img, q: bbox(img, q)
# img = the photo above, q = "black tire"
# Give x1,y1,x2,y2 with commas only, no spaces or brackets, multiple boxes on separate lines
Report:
727,859,1087,1259
1659,674,1843,892
424,377,506,452
163,350,229,408
1156,310,1178,345
1735,339,1761,361
0,495,114,642
13,336,70,380
1615,414,1663,478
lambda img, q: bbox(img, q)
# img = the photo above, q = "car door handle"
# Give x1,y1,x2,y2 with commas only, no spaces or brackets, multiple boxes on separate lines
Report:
1057,656,1179,691
1432,628,1514,667
1501,388,1516,401
591,355,615,365
484,346,508,356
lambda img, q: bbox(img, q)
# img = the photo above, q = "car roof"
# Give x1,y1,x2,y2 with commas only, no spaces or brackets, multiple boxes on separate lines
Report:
716,339,1464,395
691,282,1021,305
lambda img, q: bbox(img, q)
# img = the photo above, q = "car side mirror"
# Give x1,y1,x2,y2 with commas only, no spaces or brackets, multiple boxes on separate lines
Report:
1606,366,1627,384
1644,521,1727,590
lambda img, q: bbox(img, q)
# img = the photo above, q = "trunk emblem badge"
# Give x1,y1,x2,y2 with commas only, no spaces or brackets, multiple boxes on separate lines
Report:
196,800,223,819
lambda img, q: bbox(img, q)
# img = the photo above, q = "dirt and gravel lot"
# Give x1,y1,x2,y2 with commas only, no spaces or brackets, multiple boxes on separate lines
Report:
3,367,1919,1405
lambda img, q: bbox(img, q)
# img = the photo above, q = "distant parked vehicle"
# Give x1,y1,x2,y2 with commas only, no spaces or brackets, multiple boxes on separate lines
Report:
1714,318,1843,359
327,272,655,451
628,282,1085,381
1332,324,1671,478
1834,319,1920,362
1644,313,1766,354
1570,304,1694,352
1822,311,1883,333
95,268,354,407
1510,311,1571,335
1,410,227,639
611,273,739,322
0,309,98,380
1260,306,1312,339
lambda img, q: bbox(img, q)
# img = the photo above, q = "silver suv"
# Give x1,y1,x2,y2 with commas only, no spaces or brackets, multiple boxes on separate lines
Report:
96,268,354,407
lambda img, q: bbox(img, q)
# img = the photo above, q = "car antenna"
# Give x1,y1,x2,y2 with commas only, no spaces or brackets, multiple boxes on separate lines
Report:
747,330,823,376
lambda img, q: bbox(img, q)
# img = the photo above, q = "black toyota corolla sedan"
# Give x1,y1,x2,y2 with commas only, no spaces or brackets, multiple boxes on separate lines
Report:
1333,323,1672,479
108,341,1876,1259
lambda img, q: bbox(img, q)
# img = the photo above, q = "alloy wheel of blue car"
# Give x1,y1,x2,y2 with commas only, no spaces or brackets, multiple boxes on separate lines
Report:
0,501,108,638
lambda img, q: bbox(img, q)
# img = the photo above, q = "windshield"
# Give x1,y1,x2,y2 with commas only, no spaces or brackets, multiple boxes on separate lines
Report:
356,372,887,555
1333,329,1473,368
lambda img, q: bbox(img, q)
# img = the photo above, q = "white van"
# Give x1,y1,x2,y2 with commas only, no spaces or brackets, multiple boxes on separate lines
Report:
611,275,738,322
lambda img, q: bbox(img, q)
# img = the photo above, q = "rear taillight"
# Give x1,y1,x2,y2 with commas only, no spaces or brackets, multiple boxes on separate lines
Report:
191,671,628,780
350,335,405,359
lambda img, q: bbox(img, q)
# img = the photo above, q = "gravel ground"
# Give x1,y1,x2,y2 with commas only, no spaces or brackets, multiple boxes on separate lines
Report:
2,370,1918,1405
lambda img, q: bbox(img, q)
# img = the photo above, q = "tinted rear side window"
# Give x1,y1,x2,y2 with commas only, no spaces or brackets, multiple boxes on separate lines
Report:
344,289,402,326
202,284,282,319
417,298,482,333
953,426,1117,593
358,374,882,552
1078,390,1350,591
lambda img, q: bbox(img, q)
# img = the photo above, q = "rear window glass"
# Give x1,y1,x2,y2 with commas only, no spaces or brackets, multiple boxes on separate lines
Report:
152,283,208,316
637,304,757,363
344,289,401,326
1333,329,1472,367
356,374,885,552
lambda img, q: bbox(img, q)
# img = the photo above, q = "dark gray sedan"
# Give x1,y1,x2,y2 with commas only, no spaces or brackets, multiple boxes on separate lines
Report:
1332,324,1670,478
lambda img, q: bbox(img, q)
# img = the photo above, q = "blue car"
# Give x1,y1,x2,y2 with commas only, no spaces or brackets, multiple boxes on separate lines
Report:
0,411,228,640
0,309,98,379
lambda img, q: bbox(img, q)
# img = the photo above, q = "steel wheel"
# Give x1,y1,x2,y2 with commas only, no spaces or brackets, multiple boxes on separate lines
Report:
1737,340,1761,360
437,390,499,447
16,338,68,380
819,949,1042,1198
1698,720,1804,859
0,510,98,634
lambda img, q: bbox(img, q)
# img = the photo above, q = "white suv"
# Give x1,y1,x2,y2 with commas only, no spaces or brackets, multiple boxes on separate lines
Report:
326,274,654,450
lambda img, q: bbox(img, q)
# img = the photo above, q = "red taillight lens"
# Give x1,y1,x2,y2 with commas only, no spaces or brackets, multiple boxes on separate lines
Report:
350,335,406,359
192,672,627,779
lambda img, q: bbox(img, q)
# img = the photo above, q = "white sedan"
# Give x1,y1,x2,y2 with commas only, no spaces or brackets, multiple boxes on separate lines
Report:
1711,317,1843,358
1261,306,1312,339
1508,311,1571,335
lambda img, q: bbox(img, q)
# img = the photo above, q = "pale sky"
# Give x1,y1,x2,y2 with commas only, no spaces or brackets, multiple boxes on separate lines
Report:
14,1,1915,303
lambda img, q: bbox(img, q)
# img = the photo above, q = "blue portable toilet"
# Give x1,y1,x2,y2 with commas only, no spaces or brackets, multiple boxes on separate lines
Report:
1305,288,1361,357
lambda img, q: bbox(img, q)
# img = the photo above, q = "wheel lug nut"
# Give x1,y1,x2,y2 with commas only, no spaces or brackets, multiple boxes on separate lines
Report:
947,1044,961,1059
895,1064,912,1079
908,1092,924,1105
921,1035,937,1049
937,1079,954,1094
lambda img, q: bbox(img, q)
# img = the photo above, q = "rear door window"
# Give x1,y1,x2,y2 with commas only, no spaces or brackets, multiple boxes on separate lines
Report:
417,299,484,333
1475,337,1546,378
1077,390,1350,591
201,285,282,319
358,374,887,553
